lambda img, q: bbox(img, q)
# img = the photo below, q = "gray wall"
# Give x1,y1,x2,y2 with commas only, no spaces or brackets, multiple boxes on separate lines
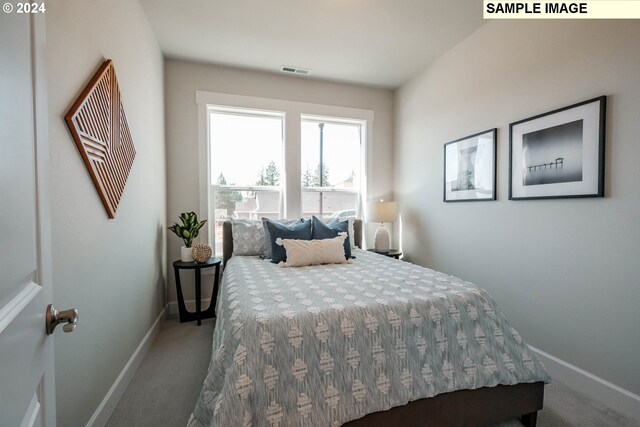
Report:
395,20,640,395
165,59,394,306
47,0,166,424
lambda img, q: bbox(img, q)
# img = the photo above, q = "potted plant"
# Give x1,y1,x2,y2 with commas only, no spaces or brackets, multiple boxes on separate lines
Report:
169,212,207,262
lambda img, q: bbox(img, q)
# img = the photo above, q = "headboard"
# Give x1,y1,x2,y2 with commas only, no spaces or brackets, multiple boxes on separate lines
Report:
222,219,363,266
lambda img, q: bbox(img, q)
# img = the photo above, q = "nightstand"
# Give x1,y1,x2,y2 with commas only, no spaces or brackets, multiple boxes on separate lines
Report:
173,257,221,325
367,249,402,259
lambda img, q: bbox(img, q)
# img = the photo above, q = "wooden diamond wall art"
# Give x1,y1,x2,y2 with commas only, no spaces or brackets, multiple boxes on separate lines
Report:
65,59,136,218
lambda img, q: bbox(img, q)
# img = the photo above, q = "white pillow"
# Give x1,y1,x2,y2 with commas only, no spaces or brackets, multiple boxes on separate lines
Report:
231,219,264,256
276,234,350,267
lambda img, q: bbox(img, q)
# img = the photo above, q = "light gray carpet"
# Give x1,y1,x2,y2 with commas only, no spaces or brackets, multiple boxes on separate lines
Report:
107,318,215,427
108,318,639,427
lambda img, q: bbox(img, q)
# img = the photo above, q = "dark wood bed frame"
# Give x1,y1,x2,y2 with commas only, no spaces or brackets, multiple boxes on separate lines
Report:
222,220,544,427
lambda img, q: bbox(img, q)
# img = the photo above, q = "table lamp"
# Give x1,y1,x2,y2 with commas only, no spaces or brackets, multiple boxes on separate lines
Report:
367,200,398,252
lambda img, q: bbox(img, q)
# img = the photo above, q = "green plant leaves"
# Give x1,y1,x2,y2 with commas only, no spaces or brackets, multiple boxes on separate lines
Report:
168,211,207,248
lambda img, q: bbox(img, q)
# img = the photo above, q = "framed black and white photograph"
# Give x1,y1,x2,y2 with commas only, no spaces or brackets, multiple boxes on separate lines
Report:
444,129,496,202
509,96,606,200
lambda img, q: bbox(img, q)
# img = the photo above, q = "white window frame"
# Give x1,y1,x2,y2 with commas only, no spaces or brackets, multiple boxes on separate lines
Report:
208,106,285,223
300,115,363,218
197,91,374,254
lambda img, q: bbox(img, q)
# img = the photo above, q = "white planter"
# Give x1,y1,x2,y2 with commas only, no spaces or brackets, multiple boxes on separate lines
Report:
181,246,194,262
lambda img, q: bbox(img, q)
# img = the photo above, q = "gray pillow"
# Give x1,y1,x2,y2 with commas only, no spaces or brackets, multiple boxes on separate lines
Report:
231,219,264,256
262,218,302,258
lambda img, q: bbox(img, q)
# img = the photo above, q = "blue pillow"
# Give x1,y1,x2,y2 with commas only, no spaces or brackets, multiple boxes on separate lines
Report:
265,218,312,263
261,218,303,259
311,216,352,259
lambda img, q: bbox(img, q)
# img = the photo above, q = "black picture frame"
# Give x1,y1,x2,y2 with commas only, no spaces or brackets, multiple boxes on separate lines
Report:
443,128,497,202
509,96,606,200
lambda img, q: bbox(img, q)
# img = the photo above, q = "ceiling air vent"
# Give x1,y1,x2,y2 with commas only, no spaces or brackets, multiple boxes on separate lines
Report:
281,65,311,76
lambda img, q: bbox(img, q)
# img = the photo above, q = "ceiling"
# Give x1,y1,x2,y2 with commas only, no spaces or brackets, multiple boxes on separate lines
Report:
139,0,486,88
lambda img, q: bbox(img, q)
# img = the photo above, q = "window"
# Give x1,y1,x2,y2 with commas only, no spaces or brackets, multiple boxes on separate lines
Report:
209,109,284,255
199,91,372,256
301,118,360,218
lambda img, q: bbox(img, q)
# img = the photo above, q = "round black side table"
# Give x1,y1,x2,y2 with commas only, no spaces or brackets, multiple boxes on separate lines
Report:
367,249,403,259
172,257,221,326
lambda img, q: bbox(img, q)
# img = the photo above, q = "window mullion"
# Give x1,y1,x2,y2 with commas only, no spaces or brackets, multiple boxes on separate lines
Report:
318,122,324,216
284,111,302,218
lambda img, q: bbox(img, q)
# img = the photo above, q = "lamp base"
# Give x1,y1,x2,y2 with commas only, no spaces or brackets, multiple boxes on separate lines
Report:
374,224,390,252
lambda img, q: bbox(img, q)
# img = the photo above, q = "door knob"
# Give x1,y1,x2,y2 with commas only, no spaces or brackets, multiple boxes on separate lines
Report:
46,304,79,335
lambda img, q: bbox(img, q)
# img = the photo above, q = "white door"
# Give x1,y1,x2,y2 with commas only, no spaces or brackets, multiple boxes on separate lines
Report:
0,11,67,427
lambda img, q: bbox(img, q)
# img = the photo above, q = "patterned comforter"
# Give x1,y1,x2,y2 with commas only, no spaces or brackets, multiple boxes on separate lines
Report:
188,249,549,427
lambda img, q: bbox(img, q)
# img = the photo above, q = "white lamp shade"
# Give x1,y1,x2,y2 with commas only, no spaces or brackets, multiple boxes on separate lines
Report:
366,201,398,223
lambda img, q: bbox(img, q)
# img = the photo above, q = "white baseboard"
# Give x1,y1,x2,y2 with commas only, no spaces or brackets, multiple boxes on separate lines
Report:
86,308,166,427
529,345,640,421
167,298,212,317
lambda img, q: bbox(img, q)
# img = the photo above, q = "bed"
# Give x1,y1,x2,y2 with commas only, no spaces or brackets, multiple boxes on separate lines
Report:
188,219,549,427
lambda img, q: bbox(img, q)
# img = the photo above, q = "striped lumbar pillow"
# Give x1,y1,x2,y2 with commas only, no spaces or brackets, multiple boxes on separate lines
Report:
275,234,349,267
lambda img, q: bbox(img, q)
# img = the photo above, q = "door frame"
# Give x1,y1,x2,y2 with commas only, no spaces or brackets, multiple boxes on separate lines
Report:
32,11,56,426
